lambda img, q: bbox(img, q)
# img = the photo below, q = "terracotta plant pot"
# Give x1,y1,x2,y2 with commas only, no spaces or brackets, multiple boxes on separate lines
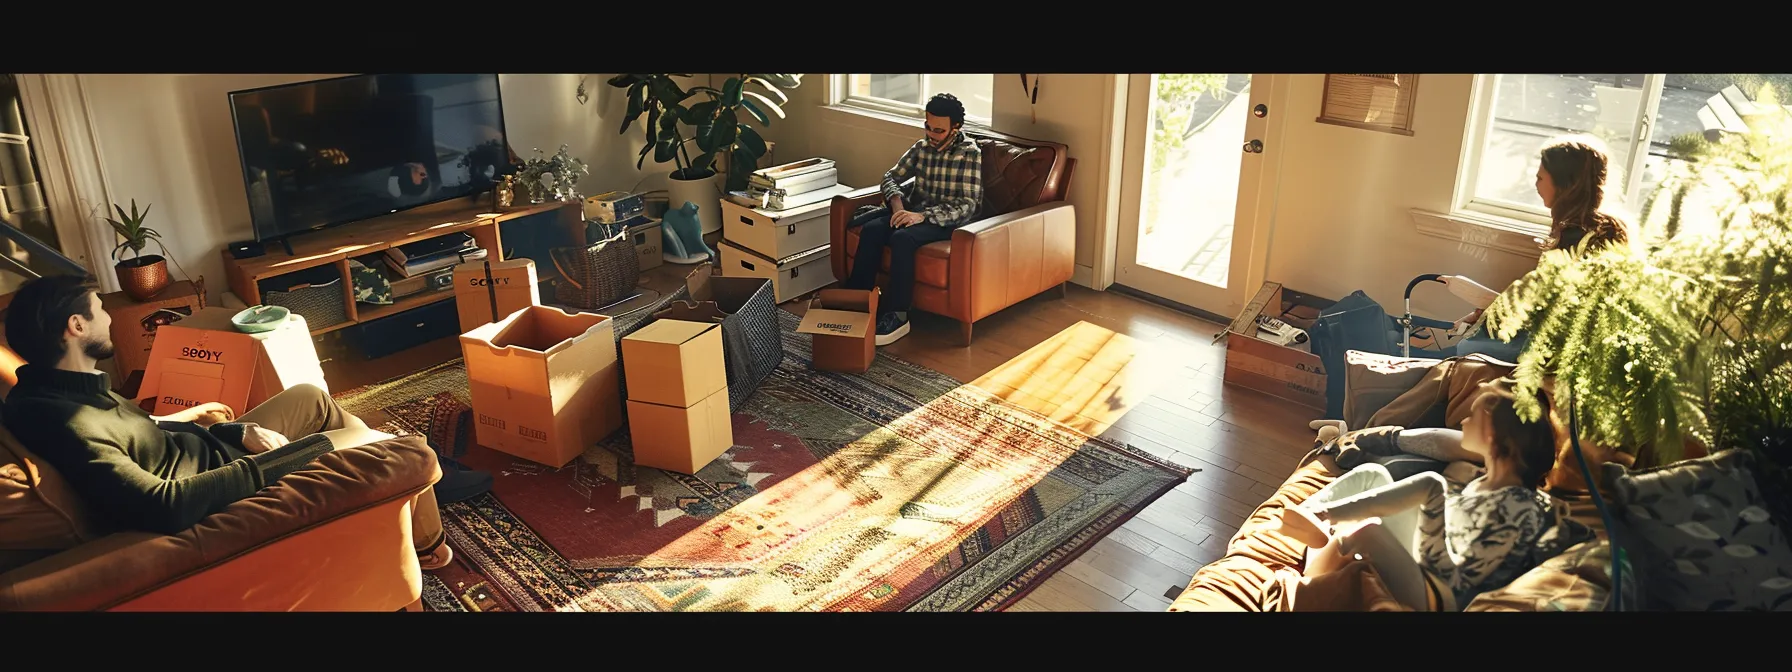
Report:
116,254,171,301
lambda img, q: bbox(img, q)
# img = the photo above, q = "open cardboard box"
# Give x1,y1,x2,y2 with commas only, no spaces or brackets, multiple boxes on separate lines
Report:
461,305,623,468
795,288,879,373
1221,281,1336,411
135,307,327,417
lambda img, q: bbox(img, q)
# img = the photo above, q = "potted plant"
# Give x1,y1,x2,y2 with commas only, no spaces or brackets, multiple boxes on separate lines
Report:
606,74,803,234
106,199,173,300
1483,87,1792,523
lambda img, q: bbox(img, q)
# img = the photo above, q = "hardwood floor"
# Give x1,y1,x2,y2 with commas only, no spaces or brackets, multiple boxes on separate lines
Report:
329,262,1323,612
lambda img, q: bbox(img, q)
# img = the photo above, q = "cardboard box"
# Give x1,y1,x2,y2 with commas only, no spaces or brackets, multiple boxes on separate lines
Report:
454,257,541,332
619,319,727,408
626,388,734,475
719,197,832,261
632,220,664,271
134,307,328,417
796,288,879,373
1222,282,1336,411
461,305,623,468
101,279,207,392
719,240,832,303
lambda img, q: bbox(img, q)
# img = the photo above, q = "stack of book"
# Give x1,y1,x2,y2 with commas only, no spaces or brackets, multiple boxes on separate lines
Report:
727,158,853,211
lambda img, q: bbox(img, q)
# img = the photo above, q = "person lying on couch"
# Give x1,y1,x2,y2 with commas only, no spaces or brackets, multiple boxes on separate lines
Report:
1278,378,1592,610
0,275,492,569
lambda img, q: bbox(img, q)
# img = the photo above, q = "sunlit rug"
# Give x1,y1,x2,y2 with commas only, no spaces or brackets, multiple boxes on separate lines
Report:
334,310,1192,612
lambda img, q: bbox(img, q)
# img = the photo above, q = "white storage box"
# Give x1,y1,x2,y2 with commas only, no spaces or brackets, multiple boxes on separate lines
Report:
719,240,832,304
720,198,832,261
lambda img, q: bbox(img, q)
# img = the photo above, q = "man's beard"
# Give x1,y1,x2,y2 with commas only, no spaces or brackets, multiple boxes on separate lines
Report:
83,337,115,361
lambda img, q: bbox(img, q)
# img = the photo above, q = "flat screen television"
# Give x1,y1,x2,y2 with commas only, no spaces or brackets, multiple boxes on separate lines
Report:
228,74,511,243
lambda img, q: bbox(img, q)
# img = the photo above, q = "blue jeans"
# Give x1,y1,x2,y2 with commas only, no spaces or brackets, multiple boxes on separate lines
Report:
843,206,953,313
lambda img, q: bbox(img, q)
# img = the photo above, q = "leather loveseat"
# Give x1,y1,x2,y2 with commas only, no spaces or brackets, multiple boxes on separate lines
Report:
0,343,441,611
829,129,1077,345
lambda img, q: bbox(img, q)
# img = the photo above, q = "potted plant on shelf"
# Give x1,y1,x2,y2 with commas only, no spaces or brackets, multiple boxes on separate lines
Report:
606,74,803,235
106,199,173,300
1483,88,1792,523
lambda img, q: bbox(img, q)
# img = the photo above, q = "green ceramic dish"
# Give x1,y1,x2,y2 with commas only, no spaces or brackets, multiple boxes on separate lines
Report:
232,305,290,334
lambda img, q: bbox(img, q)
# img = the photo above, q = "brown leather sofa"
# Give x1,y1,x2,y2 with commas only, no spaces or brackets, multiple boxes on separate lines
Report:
829,129,1078,345
0,344,440,611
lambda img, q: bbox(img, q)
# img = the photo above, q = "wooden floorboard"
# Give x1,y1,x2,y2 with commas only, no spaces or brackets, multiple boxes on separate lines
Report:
328,261,1322,613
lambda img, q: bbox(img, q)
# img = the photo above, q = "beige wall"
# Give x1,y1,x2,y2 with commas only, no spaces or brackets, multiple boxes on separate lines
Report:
1264,74,1543,318
78,73,661,304
764,73,1547,320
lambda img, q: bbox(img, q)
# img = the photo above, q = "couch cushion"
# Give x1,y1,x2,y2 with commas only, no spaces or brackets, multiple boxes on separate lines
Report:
1602,449,1792,611
975,137,1058,218
1342,350,1447,430
843,227,952,288
1466,539,1629,611
1169,451,1343,611
0,419,100,553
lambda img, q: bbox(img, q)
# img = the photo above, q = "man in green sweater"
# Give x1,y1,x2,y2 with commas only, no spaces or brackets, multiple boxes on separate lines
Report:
1,274,490,569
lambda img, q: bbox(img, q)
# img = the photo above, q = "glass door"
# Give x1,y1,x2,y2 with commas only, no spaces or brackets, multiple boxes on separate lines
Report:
1114,74,1285,317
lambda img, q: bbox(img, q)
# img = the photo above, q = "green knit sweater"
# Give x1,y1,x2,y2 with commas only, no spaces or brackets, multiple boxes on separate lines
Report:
2,365,331,535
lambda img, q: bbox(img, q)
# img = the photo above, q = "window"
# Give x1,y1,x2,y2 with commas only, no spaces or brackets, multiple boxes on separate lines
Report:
0,74,83,298
836,74,994,125
1458,74,1792,230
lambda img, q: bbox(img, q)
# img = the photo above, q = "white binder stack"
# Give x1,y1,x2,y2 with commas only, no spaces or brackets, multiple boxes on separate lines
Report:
728,158,854,211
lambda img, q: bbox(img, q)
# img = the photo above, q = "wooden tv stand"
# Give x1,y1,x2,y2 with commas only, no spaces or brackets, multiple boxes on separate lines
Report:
221,196,581,336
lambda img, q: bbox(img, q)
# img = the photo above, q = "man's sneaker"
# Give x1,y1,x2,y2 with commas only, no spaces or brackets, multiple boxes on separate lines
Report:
436,455,494,504
874,311,910,346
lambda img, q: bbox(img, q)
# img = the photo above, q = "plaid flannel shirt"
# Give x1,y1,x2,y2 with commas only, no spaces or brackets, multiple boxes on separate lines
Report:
880,131,984,229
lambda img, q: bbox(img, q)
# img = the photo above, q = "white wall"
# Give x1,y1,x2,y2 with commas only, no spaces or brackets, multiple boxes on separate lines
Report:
765,73,1548,321
78,73,677,304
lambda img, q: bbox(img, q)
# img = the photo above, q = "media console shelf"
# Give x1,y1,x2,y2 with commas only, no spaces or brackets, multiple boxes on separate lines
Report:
222,197,582,336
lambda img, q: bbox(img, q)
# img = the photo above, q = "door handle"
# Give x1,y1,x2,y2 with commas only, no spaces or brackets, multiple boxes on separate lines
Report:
1253,103,1269,118
1242,139,1263,154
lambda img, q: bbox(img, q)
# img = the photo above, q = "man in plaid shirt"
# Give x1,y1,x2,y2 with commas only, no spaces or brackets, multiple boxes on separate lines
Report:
844,93,984,346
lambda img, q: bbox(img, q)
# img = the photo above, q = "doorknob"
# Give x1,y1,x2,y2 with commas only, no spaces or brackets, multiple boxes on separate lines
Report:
1253,103,1269,118
1242,139,1263,153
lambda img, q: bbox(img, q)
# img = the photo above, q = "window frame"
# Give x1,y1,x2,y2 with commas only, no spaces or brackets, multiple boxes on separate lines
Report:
830,74,995,128
1454,73,1667,234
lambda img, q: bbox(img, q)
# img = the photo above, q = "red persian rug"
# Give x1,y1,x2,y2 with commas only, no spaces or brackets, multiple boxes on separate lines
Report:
333,310,1191,612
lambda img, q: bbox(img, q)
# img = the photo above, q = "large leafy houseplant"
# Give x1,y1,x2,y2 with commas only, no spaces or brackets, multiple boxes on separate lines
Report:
1483,86,1792,521
607,74,802,192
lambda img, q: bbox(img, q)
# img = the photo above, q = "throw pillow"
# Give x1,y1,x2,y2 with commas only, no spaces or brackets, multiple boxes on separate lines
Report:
1603,449,1792,611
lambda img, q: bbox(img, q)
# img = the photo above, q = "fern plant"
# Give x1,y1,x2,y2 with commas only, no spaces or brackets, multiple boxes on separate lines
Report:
1483,85,1792,479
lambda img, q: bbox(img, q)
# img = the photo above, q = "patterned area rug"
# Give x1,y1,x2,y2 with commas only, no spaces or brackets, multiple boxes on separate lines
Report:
334,310,1191,611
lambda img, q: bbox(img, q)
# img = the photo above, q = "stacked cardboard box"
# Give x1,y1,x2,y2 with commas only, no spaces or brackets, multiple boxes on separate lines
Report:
718,158,856,303
620,319,734,474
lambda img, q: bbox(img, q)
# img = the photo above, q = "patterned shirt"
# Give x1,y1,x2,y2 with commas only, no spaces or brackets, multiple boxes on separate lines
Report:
880,131,984,229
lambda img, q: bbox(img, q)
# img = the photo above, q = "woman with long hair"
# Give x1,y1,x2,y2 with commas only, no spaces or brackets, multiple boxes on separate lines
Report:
1443,135,1635,359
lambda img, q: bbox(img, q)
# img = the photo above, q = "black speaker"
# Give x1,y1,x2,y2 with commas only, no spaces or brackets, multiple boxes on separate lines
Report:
228,240,265,259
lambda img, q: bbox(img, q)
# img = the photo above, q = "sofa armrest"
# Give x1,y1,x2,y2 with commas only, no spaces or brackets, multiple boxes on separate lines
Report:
0,435,441,611
830,186,885,281
948,201,1077,322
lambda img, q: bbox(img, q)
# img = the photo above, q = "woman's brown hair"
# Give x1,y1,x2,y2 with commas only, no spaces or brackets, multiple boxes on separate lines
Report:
1539,136,1631,253
1472,377,1560,489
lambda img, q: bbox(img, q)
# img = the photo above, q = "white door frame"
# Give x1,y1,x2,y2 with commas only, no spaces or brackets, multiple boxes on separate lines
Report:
14,73,120,292
1112,73,1287,318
